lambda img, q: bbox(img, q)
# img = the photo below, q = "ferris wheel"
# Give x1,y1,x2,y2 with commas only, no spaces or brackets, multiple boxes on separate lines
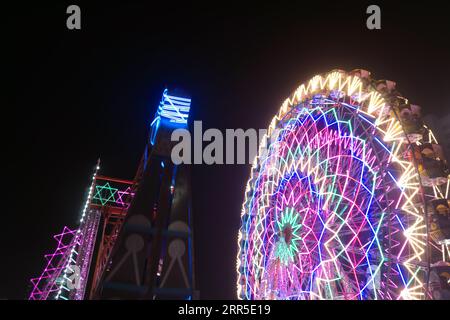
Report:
237,69,450,300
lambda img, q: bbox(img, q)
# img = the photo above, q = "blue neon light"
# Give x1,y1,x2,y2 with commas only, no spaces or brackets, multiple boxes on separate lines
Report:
157,89,191,124
150,89,191,145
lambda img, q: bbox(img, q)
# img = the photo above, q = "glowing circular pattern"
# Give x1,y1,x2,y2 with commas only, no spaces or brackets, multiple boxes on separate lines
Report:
237,70,448,300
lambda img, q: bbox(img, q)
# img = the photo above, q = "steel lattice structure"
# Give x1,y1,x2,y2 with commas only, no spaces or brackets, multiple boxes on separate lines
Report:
29,227,77,300
29,161,134,300
237,69,450,300
29,89,196,300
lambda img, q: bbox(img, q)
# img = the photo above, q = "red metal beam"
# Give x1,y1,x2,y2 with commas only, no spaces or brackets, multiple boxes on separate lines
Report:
95,175,134,185
88,203,129,215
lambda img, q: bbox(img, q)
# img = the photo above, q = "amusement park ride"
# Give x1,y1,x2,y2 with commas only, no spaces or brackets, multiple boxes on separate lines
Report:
29,89,196,300
237,69,450,300
29,69,450,300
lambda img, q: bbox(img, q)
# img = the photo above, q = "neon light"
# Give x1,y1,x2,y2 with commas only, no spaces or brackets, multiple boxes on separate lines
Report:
158,92,191,124
55,161,101,300
29,161,101,300
150,89,191,144
116,187,135,208
93,183,118,206
274,207,302,266
237,70,438,300
29,227,77,300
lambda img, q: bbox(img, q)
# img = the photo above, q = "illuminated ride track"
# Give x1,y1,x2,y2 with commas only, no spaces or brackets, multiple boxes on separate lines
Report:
29,89,196,300
237,69,450,300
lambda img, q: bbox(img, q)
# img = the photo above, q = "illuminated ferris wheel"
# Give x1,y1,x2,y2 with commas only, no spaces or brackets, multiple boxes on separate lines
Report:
237,70,450,300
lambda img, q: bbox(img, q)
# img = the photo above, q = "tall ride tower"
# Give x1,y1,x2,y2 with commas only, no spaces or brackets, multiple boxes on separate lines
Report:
92,89,196,299
29,89,196,300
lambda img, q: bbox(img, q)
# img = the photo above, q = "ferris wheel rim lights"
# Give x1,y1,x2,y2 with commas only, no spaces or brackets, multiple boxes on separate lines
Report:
237,69,447,300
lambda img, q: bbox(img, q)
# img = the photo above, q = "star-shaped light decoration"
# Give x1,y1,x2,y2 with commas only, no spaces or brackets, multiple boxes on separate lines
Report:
116,187,135,208
93,183,118,206
274,207,302,266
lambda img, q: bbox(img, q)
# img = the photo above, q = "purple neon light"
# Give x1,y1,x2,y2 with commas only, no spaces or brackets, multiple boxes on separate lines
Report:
29,227,77,300
73,209,101,300
116,187,135,208
30,160,137,300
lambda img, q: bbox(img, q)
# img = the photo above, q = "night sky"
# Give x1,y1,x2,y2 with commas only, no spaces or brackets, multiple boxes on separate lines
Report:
3,1,450,299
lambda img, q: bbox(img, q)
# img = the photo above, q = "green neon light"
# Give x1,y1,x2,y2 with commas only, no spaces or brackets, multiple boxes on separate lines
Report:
274,207,302,266
93,183,118,205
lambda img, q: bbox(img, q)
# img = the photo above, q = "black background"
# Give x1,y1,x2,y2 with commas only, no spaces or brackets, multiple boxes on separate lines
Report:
3,1,450,299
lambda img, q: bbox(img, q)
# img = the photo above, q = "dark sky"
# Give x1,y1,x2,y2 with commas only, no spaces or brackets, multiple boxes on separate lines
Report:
3,1,450,299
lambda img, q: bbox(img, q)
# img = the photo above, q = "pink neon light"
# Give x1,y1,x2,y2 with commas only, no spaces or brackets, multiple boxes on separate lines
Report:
29,227,77,300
